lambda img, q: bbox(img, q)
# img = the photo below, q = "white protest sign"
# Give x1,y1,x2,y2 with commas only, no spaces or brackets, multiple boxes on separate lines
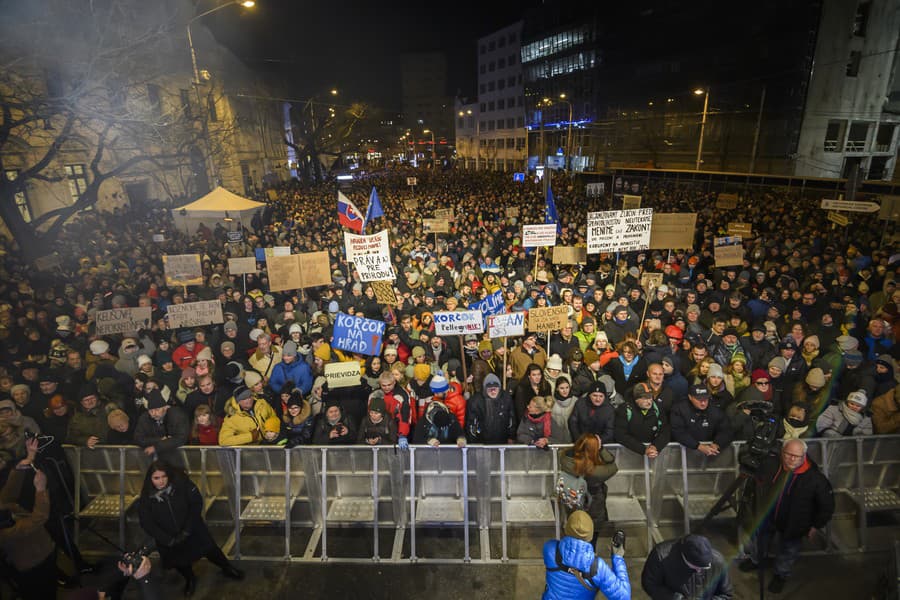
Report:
95,307,152,336
488,312,525,339
266,246,291,257
344,229,394,282
166,300,224,329
522,224,558,248
152,234,165,243
586,208,653,253
324,361,362,389
433,310,484,336
228,257,258,275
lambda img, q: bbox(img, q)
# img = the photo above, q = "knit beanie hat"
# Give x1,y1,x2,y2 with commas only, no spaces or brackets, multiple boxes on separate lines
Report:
846,390,868,407
563,510,593,542
430,373,449,394
368,391,386,415
805,368,826,388
414,363,431,381
264,417,281,433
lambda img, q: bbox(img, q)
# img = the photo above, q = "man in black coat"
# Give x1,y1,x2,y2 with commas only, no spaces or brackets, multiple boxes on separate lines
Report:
670,385,732,457
133,390,189,465
614,383,670,459
642,534,733,599
466,374,516,444
568,380,616,443
739,438,835,594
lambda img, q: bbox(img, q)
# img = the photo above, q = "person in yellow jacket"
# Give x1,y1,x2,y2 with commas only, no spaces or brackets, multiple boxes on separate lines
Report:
218,385,276,446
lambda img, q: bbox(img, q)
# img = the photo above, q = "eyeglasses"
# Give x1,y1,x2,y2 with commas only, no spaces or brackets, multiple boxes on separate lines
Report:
755,381,770,386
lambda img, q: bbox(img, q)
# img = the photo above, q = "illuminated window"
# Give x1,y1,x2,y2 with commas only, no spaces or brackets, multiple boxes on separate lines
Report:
64,164,88,204
4,170,32,222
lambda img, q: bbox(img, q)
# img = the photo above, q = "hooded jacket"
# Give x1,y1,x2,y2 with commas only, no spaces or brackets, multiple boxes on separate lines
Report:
466,375,516,443
641,537,734,600
218,396,277,446
567,396,616,444
542,535,630,600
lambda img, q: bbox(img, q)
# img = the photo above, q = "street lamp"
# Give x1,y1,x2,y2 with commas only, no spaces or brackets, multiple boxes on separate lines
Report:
558,93,573,170
423,129,435,168
693,87,709,171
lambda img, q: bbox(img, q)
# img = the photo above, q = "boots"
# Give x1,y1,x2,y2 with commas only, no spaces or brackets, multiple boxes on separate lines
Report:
222,564,245,580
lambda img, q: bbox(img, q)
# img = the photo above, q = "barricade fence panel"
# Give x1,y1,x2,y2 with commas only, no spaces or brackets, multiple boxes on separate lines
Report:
62,435,900,562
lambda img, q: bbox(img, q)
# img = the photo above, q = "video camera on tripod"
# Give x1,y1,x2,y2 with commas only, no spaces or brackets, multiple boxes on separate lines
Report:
738,402,780,474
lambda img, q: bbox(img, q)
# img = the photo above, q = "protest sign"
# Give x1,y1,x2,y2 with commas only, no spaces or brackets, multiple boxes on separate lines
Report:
95,307,152,336
422,219,449,233
622,194,642,210
404,198,419,210
34,254,61,272
715,193,739,209
370,280,397,305
585,182,604,197
344,230,394,282
267,189,278,201
727,222,753,238
163,254,203,287
489,312,525,339
553,246,587,264
331,312,385,356
649,213,697,249
226,231,243,243
323,361,362,389
296,251,332,288
228,257,258,275
527,305,569,332
640,272,664,293
268,246,291,257
166,300,224,329
407,177,417,186
505,207,519,218
266,254,302,292
433,310,484,336
152,234,165,243
827,211,849,226
587,208,654,253
434,208,454,220
714,236,744,267
468,291,505,328
522,224,558,248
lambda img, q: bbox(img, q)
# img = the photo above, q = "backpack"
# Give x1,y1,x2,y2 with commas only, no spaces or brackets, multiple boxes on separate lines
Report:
556,470,591,511
546,544,600,592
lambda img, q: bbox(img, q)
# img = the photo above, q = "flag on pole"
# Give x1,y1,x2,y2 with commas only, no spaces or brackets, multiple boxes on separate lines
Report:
337,190,364,233
545,186,561,234
363,186,384,231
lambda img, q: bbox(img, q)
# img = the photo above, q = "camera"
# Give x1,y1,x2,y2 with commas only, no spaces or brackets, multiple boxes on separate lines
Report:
120,546,151,572
739,410,779,474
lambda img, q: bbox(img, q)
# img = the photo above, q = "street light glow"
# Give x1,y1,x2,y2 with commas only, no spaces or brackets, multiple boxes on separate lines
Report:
240,1,255,7
330,89,338,95
559,93,567,99
693,88,705,95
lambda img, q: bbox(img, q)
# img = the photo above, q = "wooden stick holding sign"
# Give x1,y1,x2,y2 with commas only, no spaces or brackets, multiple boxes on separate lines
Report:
458,335,468,388
636,282,656,341
502,338,508,390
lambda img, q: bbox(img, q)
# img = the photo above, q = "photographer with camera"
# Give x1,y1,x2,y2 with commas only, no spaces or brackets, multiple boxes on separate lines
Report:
642,534,733,599
96,545,161,600
738,438,834,594
542,510,630,600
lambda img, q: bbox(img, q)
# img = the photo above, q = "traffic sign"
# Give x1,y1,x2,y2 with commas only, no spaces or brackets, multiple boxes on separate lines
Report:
820,198,879,213
827,211,849,226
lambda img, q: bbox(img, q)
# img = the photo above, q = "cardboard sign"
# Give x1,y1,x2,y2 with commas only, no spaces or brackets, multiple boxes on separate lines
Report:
163,254,203,287
622,194,642,210
226,231,243,243
649,213,697,249
434,208,454,220
820,198,880,213
727,222,752,238
521,224,558,248
527,305,569,332
715,193,739,209
714,236,744,267
489,312,525,339
323,361,362,389
344,230,394,282
422,219,449,233
404,198,419,210
266,254,302,292
152,234,165,243
296,251,332,288
878,195,900,221
370,280,397,305
506,207,519,218
407,177,417,186
166,300,224,329
587,208,654,253
267,189,278,201
228,257,258,275
332,312,385,356
34,254,61,272
553,246,587,265
433,310,485,336
827,211,849,226
95,307,152,336
640,273,664,293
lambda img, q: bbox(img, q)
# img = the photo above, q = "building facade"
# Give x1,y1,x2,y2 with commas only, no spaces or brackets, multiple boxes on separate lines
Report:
400,52,453,151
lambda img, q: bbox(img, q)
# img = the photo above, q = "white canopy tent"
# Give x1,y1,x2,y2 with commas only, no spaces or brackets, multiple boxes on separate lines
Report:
173,187,265,235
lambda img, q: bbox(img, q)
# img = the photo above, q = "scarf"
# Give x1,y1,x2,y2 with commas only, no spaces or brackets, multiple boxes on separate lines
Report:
618,354,637,379
840,402,863,426
782,419,809,440
801,349,819,366
526,411,552,439
151,485,173,503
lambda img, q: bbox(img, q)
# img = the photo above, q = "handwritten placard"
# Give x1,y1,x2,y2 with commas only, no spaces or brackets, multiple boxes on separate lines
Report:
649,213,697,249
489,312,525,339
228,257,258,276
553,246,587,264
266,254,302,292
527,305,569,332
332,312,385,356
714,236,744,267
433,310,485,336
95,307,152,336
163,254,203,286
587,209,654,253
422,219,449,233
166,300,224,329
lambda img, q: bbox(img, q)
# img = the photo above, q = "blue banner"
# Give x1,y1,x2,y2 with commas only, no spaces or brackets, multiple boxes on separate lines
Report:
254,248,266,262
468,290,505,328
331,312,385,357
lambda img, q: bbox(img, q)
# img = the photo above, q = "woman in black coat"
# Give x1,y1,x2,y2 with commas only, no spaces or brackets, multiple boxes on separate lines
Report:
138,461,243,596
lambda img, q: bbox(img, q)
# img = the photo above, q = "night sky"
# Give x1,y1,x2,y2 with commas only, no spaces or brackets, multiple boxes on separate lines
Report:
208,0,544,110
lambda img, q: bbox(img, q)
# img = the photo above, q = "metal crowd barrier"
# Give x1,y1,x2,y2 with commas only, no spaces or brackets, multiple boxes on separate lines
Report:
62,435,900,564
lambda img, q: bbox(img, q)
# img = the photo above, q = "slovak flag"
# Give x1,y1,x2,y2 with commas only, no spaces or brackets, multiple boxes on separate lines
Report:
337,190,364,233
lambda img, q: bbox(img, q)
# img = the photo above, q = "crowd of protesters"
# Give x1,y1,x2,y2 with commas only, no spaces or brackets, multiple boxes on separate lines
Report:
0,166,897,595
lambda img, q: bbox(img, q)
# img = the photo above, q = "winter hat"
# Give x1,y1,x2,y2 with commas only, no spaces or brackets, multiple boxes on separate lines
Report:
155,350,173,367
180,367,196,381
282,341,298,357
836,335,859,352
383,345,398,357
224,361,244,384
844,350,864,366
681,535,712,568
546,354,563,371
411,345,426,359
689,384,711,400
588,380,608,396
768,357,788,372
686,304,701,315
107,409,129,429
223,321,239,333
137,355,153,367
145,389,166,410
264,417,281,433
243,370,263,388
368,391,386,415
484,373,502,389
177,329,195,344
312,376,327,391
751,369,770,383
120,338,139,353
430,374,449,394
314,344,332,362
249,328,264,342
413,363,431,381
89,340,110,356
477,340,493,354
583,349,600,366
79,381,98,400
707,363,724,378
220,341,236,353
803,335,820,349
287,391,304,407
234,386,253,402
563,510,594,542
196,347,214,362
846,390,868,407
805,368,826,388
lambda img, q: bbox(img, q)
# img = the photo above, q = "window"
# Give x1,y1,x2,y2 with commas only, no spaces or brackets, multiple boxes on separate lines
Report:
516,116,524,128
488,61,495,72
517,97,523,107
846,51,861,77
479,121,487,132
874,123,895,152
498,57,506,69
4,170,32,222
498,79,506,90
845,122,869,152
207,95,218,122
497,99,505,110
488,121,495,131
480,103,486,112
506,118,515,129
508,76,516,87
480,45,486,55
480,64,486,74
506,138,515,149
496,119,504,129
516,137,525,150
498,36,506,48
487,139,495,148
509,54,516,65
488,101,495,111
488,40,496,51
488,81,496,92
824,120,844,152
480,139,487,147
146,84,162,117
869,156,889,179
64,164,88,204
853,2,870,36
180,89,192,120
479,84,486,94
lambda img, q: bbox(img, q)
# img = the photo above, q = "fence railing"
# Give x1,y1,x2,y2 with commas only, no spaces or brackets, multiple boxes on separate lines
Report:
63,435,900,563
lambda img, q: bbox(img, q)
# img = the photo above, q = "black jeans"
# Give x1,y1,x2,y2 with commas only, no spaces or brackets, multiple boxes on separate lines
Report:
174,545,231,579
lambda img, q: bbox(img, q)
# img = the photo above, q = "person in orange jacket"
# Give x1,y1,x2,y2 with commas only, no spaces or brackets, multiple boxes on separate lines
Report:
429,373,466,429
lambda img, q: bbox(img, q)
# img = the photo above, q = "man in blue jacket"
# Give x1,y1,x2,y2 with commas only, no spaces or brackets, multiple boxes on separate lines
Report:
542,510,630,600
268,341,313,396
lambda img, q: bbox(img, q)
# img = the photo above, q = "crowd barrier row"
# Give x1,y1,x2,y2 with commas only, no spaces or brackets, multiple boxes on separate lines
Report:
62,435,900,563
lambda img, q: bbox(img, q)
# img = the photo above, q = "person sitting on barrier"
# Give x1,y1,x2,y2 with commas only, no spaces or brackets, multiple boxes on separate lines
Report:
815,389,873,437
559,434,618,541
377,371,414,450
670,384,732,457
218,385,277,446
542,510,630,600
413,400,466,447
641,533,733,600
517,396,567,448
739,438,834,594
614,382,671,459
134,389,189,460
312,399,356,445
137,461,243,597
466,373,516,444
282,390,315,447
358,390,398,446
567,380,616,445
